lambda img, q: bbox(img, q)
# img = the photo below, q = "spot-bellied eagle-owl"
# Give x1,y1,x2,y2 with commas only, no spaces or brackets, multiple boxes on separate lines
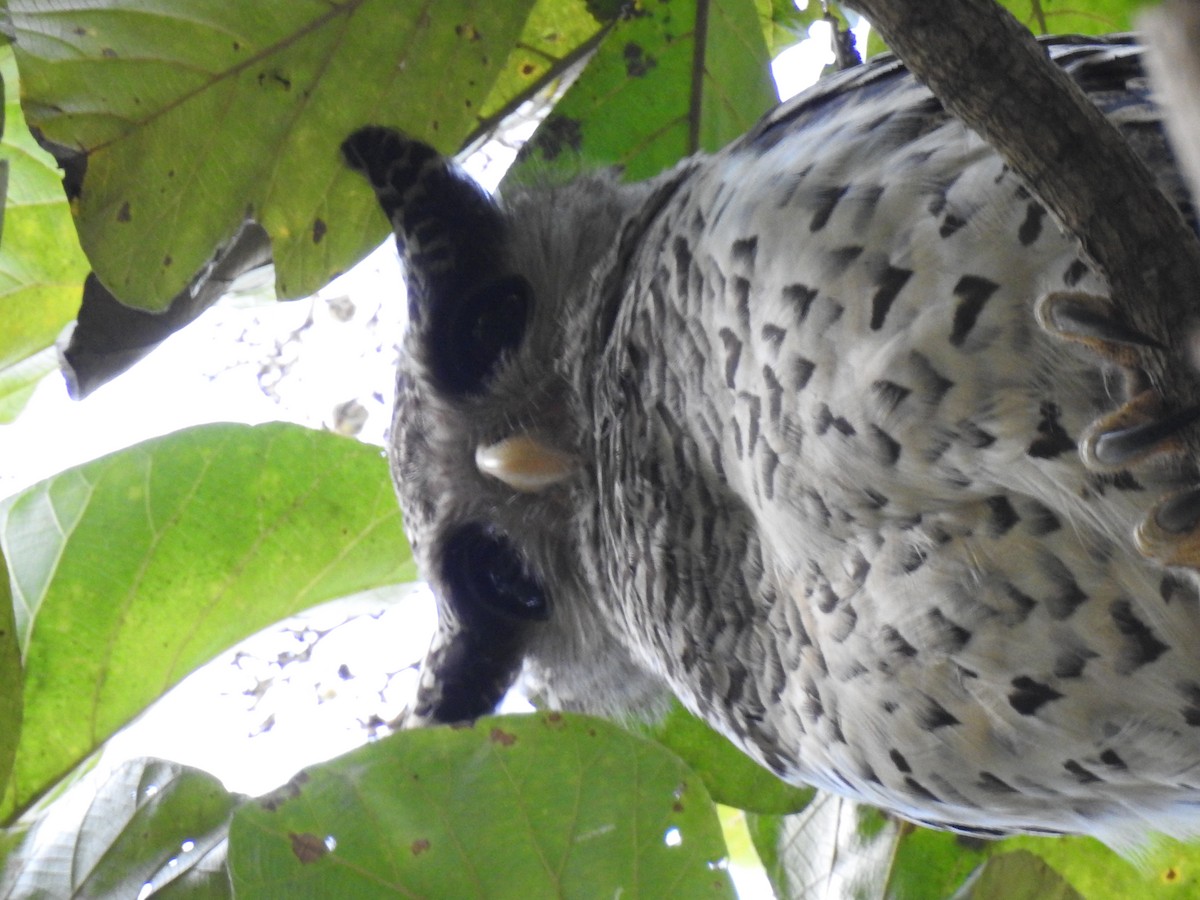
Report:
342,36,1200,842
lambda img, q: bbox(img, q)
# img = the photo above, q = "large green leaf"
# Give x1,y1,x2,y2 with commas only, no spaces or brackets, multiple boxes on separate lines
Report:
886,825,1200,898
1,758,238,899
0,349,57,425
0,550,20,801
476,0,608,124
229,712,736,898
6,0,555,308
956,851,1084,900
0,45,90,397
516,0,777,182
749,791,1200,899
0,422,412,822
1000,0,1144,33
645,701,814,815
757,0,824,57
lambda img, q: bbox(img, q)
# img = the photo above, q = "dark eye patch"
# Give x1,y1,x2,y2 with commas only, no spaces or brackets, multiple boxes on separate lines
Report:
440,522,550,622
430,275,532,395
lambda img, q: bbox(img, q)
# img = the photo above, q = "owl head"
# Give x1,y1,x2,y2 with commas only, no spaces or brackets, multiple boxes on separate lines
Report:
342,127,684,724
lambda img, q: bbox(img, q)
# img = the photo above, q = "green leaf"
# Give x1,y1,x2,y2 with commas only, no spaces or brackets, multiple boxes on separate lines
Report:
7,0,543,308
476,0,609,124
0,546,21,799
999,832,1200,898
888,818,1200,898
954,850,1083,900
997,0,1144,34
228,712,736,898
1,758,239,899
0,422,412,821
0,824,31,886
647,702,814,815
757,0,824,57
763,791,1200,899
883,821,992,899
0,44,89,379
749,794,901,900
744,811,785,894
516,0,777,182
0,347,56,425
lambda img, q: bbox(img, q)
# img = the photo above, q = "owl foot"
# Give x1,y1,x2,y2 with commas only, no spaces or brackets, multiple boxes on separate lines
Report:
1038,291,1200,568
1080,392,1200,469
1036,291,1197,468
1137,487,1200,567
1035,291,1163,367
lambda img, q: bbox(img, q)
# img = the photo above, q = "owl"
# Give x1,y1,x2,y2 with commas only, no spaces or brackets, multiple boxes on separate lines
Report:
342,36,1200,844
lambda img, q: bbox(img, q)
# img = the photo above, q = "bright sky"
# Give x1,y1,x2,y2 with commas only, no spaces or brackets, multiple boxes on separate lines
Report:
0,15,866,897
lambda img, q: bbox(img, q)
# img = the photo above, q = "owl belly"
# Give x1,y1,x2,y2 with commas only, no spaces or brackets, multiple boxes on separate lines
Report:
611,114,1200,839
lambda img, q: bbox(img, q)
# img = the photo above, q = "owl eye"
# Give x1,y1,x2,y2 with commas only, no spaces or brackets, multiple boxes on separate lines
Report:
441,522,550,622
432,275,532,394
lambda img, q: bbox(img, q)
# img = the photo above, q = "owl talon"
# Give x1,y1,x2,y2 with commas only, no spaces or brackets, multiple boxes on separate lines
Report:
1035,291,1165,366
1078,391,1199,469
1137,487,1200,566
1083,399,1200,468
1037,292,1200,471
1035,291,1165,365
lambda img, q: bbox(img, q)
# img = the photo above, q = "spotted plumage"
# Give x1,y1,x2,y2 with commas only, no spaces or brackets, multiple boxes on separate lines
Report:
343,36,1200,845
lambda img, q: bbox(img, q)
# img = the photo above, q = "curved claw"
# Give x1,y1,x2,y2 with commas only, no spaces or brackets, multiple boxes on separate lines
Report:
1037,295,1200,570
1137,486,1200,567
1035,291,1164,366
1079,391,1200,470
1082,395,1200,469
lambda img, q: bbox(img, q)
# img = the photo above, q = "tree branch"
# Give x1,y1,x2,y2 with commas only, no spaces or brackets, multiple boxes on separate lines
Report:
844,0,1200,450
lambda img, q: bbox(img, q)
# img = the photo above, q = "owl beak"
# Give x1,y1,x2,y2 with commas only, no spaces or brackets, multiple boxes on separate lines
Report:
475,434,579,492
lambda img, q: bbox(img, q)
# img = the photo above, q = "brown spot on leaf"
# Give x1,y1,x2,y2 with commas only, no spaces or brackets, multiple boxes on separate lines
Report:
521,62,536,76
623,42,657,77
163,255,172,267
411,838,431,856
117,201,131,223
490,727,517,747
312,218,326,244
289,832,328,864
455,23,482,41
102,47,117,58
